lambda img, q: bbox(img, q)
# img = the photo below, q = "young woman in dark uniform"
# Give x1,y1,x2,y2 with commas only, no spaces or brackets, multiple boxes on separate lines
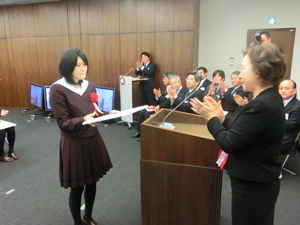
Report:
50,48,114,225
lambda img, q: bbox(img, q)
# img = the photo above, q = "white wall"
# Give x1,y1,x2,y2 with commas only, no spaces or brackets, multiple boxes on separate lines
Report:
198,0,300,89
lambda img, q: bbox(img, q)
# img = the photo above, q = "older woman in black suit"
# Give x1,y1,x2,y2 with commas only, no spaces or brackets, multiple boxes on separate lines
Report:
191,43,286,225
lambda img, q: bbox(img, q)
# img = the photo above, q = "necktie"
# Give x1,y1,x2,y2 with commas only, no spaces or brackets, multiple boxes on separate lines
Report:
185,91,190,98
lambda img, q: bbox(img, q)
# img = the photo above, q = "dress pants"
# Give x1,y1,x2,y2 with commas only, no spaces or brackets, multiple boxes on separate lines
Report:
141,90,157,106
135,109,155,131
229,175,280,225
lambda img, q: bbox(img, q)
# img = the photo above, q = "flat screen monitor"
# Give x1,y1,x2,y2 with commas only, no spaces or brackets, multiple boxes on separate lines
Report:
30,83,44,110
95,86,115,113
44,86,52,111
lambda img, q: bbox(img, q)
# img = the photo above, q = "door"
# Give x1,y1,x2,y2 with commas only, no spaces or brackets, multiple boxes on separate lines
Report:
246,28,296,79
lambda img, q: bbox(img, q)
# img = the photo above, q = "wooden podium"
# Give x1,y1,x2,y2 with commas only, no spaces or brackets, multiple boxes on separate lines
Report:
140,109,222,225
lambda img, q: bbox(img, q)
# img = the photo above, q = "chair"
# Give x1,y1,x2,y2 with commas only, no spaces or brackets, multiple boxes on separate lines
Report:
282,131,300,176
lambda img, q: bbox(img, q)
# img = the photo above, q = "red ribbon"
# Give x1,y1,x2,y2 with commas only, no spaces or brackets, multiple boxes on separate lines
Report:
90,93,99,116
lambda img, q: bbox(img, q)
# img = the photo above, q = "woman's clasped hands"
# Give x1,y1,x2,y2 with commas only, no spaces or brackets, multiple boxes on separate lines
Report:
190,96,225,123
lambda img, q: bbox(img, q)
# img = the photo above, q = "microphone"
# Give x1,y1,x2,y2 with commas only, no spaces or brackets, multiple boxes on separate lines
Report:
159,83,201,129
124,68,133,76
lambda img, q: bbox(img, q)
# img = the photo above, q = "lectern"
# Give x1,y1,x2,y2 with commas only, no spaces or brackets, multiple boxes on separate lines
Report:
140,109,222,225
119,75,148,129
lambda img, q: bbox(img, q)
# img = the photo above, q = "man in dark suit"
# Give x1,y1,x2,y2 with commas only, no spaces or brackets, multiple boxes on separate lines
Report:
169,70,202,114
222,71,249,119
131,71,174,140
197,66,212,97
135,52,157,106
279,79,300,154
132,74,186,141
205,70,225,102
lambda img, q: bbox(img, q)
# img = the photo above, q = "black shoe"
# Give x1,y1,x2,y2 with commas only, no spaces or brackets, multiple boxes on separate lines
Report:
136,137,141,141
131,132,140,138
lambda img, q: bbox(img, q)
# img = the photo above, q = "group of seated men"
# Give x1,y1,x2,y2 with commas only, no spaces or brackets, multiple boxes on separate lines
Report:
131,68,300,159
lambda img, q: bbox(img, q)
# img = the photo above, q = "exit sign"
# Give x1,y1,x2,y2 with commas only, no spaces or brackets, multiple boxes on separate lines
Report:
269,18,276,25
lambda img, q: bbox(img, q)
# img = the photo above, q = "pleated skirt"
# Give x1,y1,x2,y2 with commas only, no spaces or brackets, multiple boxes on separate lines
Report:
59,132,112,188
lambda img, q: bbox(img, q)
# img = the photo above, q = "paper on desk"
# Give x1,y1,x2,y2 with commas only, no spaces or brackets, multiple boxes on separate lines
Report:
0,120,17,130
82,105,148,125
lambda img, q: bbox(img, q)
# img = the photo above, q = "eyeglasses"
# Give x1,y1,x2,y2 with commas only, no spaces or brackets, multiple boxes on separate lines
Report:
170,81,178,85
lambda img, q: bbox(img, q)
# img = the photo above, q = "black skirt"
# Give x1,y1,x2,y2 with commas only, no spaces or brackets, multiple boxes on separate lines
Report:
59,132,112,188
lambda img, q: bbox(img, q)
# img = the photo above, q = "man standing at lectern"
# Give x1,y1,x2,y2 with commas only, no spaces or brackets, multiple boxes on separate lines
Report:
135,52,157,106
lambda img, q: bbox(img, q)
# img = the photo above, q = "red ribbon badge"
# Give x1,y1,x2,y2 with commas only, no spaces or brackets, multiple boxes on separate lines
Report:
90,93,99,116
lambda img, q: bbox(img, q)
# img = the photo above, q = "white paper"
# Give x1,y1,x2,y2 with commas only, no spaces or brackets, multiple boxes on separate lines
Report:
0,120,17,130
82,105,148,125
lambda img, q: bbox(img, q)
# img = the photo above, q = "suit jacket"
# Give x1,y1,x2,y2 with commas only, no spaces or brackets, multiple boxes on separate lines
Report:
208,86,285,182
280,96,300,154
135,61,156,91
210,87,223,102
157,85,168,104
199,79,212,98
161,87,187,110
222,86,249,113
171,88,202,114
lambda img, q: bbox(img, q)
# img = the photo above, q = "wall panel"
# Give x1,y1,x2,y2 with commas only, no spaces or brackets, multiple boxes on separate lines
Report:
174,0,194,31
67,0,81,35
0,8,6,38
36,36,70,85
174,31,194,78
87,0,119,35
12,38,39,108
0,39,19,107
155,32,174,89
119,0,137,34
155,0,174,32
7,5,35,38
137,0,155,32
70,35,82,50
33,1,68,37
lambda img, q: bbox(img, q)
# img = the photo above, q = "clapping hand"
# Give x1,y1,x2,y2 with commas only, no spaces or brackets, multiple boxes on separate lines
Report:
219,81,228,94
153,88,161,98
0,109,9,116
190,96,225,123
234,94,249,106
136,60,143,69
207,83,216,96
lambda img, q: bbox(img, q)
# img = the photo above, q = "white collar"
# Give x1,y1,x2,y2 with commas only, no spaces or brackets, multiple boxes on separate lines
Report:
52,77,89,96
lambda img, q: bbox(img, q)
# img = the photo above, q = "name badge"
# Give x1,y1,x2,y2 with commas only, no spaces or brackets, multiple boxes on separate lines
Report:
216,149,229,169
200,87,205,91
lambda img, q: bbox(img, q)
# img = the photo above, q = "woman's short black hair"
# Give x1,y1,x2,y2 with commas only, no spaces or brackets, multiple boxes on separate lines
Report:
59,48,88,85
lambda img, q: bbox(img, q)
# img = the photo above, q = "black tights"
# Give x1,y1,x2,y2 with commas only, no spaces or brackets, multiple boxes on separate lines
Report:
0,127,16,157
69,182,97,225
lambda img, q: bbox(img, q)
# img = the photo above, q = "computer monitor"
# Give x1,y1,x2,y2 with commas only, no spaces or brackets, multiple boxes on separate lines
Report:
30,83,44,111
44,86,52,111
95,86,115,113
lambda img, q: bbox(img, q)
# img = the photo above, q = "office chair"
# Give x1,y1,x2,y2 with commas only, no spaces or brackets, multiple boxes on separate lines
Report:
282,131,300,176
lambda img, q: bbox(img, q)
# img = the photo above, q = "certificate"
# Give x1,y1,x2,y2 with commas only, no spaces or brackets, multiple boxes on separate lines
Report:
0,120,17,130
82,105,148,125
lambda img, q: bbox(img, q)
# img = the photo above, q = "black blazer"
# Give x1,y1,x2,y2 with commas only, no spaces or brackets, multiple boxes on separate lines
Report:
280,96,300,154
222,86,249,113
172,88,202,114
208,87,285,182
157,85,168,104
135,61,156,91
162,87,187,110
198,79,212,98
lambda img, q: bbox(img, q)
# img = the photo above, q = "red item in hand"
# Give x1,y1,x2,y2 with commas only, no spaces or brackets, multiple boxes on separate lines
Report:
90,93,99,116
